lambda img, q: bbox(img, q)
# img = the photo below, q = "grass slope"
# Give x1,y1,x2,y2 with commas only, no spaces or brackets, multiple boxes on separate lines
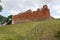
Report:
0,20,60,40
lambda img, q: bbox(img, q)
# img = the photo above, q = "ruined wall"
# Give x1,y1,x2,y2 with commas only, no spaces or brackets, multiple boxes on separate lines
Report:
12,5,50,24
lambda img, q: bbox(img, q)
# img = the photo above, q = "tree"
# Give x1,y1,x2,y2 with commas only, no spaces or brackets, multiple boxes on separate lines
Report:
6,15,12,25
0,5,2,12
0,15,7,25
0,15,4,24
0,15,12,26
0,0,3,12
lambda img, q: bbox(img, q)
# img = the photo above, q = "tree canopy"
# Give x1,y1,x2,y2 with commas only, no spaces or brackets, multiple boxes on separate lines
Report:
0,15,12,26
0,0,3,12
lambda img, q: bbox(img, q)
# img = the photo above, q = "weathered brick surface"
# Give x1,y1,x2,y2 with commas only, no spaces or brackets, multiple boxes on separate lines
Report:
12,5,50,24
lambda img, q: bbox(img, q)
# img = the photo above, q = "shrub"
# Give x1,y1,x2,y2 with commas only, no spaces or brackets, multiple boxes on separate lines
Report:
54,31,60,39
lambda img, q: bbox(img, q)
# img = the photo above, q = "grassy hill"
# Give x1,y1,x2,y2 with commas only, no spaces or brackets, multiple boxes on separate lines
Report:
0,20,60,40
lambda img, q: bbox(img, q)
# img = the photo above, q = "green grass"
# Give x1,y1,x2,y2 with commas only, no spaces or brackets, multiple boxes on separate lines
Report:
0,20,60,40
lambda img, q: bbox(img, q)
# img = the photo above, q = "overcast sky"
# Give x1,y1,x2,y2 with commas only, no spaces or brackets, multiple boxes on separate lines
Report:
0,0,60,18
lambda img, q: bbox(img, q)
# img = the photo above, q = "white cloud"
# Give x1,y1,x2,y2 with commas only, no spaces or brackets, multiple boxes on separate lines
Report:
1,0,60,18
10,11,19,15
52,15,60,18
52,5,60,10
1,0,47,11
57,10,60,13
1,0,46,15
51,5,60,15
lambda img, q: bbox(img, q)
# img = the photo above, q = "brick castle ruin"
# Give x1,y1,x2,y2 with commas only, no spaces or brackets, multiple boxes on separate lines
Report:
12,5,50,24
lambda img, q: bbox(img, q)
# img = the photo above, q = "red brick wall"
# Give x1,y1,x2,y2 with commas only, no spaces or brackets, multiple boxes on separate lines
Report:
12,5,50,24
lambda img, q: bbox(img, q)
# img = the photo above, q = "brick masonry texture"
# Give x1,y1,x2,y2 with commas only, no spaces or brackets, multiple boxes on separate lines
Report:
12,5,50,24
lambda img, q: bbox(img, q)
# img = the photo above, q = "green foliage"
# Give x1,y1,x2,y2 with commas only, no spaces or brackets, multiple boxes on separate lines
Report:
0,15,3,20
6,15,12,25
54,31,60,39
0,15,7,24
0,15,12,25
0,5,2,12
8,15,12,19
58,18,60,20
0,0,3,12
